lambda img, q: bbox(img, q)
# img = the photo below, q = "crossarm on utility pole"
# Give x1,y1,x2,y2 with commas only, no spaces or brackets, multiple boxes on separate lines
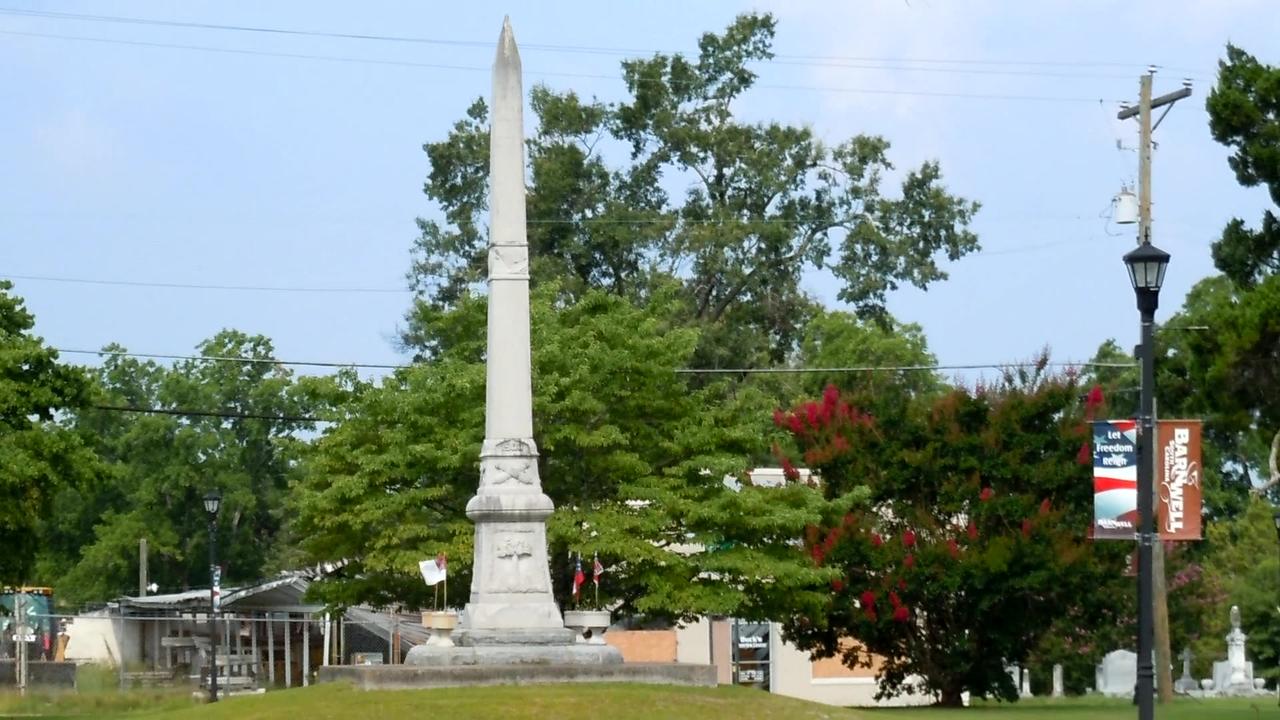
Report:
1117,87,1192,119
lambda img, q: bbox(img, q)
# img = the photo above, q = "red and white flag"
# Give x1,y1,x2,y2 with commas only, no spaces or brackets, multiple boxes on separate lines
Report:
572,556,585,600
592,553,604,587
419,552,447,586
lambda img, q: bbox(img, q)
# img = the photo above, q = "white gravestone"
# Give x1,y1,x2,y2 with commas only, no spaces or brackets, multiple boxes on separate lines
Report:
1052,663,1064,697
1210,605,1261,695
1173,647,1197,694
1096,650,1137,697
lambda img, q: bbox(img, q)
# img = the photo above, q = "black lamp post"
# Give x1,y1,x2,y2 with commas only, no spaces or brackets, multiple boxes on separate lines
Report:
1123,241,1169,720
203,490,221,703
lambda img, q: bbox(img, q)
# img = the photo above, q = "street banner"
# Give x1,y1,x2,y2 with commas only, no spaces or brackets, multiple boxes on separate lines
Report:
1157,420,1203,540
1093,420,1138,540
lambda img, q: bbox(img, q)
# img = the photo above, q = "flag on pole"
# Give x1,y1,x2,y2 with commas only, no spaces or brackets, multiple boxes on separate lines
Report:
572,556,585,600
592,553,603,587
419,553,447,586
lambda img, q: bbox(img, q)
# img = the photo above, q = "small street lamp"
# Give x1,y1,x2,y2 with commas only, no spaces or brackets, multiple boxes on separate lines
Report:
203,490,221,703
1123,240,1170,720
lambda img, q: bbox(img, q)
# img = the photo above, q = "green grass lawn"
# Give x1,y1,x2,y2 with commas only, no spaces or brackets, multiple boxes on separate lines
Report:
861,696,1278,719
1,683,1275,720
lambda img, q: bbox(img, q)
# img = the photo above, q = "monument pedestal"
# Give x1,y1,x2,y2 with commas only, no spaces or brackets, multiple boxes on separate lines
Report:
405,643,622,667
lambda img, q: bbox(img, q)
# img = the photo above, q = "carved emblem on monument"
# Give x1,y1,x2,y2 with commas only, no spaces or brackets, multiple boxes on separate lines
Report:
489,245,530,279
480,438,539,488
487,531,548,593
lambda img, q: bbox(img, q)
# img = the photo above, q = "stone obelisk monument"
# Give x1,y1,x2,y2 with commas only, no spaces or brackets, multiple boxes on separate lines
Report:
406,17,619,665
456,15,568,645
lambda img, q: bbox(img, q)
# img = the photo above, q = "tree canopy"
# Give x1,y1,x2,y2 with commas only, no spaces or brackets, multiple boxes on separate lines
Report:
0,282,99,585
46,331,316,603
406,12,978,367
296,285,853,619
776,366,1128,705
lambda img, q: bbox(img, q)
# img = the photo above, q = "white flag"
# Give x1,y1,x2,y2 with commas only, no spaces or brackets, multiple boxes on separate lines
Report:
419,554,447,586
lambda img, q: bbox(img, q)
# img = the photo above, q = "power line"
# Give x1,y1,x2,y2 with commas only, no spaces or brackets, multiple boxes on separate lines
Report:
58,347,1133,374
0,28,1123,104
0,228,1112,294
58,347,409,371
1,273,408,294
91,403,322,423
675,362,1135,375
0,29,495,74
0,6,1207,77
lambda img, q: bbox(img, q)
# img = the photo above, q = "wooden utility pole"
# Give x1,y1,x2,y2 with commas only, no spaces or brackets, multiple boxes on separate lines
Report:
15,593,28,696
1117,70,1191,705
139,538,149,597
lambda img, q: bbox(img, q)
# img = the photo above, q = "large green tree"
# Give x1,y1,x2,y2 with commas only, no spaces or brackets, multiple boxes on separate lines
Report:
1196,497,1280,686
47,331,316,603
776,365,1128,706
0,282,99,585
406,13,979,367
1197,44,1280,498
294,285,853,620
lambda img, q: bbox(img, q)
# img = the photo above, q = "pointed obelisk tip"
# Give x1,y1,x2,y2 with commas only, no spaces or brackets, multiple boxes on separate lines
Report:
496,15,519,66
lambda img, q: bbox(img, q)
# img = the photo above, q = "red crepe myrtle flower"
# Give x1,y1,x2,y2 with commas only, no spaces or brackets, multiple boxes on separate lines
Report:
787,414,805,435
864,606,878,621
947,538,960,558
823,384,840,409
781,457,800,481
870,533,883,548
805,402,820,429
898,578,907,591
904,554,916,569
860,590,876,609
979,487,994,502
888,591,901,607
831,579,845,593
892,606,910,623
1021,519,1033,538
1077,441,1092,465
902,530,917,548
772,408,786,428
1085,385,1105,411
967,522,979,541
1039,498,1052,516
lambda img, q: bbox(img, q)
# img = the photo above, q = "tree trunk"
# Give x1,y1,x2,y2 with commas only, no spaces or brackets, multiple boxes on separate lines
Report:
937,685,965,707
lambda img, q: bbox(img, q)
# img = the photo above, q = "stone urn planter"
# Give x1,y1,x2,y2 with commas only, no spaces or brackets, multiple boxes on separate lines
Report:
563,610,611,645
422,611,458,647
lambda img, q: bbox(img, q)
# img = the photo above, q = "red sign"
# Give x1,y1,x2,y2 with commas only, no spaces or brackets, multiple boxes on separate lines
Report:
1157,420,1202,541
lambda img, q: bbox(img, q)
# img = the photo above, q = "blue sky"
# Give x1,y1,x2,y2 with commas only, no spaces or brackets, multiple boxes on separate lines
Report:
2,1,1277,381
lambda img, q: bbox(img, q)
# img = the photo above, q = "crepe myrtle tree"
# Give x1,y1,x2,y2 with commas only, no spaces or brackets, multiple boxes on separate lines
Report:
773,366,1128,706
